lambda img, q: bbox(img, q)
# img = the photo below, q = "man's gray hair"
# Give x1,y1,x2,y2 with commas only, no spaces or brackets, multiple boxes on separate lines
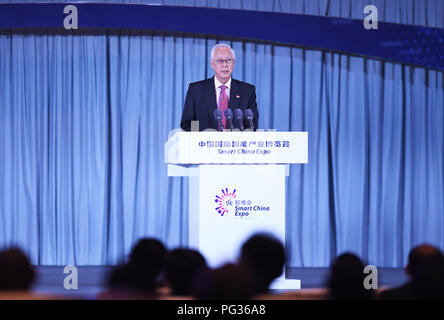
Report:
210,43,236,60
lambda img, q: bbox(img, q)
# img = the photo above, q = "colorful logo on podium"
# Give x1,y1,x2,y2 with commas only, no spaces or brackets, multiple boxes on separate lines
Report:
215,188,237,216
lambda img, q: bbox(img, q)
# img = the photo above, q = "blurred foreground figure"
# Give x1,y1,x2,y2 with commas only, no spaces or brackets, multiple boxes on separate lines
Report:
164,248,208,297
98,238,167,299
379,244,444,300
239,233,285,296
192,263,255,300
327,253,374,300
0,247,35,292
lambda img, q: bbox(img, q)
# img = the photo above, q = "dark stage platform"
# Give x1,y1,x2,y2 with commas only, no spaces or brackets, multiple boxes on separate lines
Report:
30,266,409,299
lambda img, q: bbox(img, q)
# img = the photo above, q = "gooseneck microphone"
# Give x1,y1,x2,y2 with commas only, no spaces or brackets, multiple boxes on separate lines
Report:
213,109,223,132
244,109,255,130
224,109,234,131
234,108,244,131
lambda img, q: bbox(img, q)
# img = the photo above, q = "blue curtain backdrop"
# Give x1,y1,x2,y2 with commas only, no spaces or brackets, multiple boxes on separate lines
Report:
0,0,443,267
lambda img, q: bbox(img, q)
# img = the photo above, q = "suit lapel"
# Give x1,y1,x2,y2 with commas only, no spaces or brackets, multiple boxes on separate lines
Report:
229,79,241,110
205,78,218,124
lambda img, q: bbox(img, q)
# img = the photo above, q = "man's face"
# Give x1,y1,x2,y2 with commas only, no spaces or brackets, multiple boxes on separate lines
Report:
210,47,235,84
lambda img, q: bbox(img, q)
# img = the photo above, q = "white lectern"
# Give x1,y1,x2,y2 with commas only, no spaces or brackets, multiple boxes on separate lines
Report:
165,131,308,289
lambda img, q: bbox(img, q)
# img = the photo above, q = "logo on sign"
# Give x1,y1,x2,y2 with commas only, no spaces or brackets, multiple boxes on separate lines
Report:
214,188,270,218
215,188,237,216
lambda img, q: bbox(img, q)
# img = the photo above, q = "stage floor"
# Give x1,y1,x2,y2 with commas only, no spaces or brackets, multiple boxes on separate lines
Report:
30,266,409,299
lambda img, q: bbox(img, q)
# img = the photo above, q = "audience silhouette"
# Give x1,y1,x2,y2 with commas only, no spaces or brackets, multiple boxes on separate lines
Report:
326,252,374,300
1,238,443,300
99,238,167,299
0,247,35,292
379,244,444,300
164,248,207,297
192,263,255,300
238,233,286,296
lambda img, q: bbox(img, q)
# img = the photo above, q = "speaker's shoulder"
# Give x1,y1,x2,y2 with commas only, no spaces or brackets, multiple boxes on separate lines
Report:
232,79,255,90
188,78,213,89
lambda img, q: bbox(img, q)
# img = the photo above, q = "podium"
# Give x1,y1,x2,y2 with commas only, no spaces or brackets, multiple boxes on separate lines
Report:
165,130,308,289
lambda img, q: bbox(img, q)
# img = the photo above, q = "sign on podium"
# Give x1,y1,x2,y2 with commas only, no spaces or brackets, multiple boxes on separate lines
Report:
165,131,308,289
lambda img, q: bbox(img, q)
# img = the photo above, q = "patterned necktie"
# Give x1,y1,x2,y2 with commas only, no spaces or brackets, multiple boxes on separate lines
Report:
218,85,228,128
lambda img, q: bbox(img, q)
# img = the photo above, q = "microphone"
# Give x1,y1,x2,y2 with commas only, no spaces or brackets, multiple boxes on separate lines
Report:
213,109,223,132
224,109,234,131
234,108,244,131
244,109,255,130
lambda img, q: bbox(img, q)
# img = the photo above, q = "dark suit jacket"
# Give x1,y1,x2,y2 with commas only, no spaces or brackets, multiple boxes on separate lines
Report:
378,281,444,300
378,282,417,300
180,77,259,131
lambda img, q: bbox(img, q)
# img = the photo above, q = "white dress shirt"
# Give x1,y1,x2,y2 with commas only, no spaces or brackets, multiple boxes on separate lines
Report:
214,77,231,106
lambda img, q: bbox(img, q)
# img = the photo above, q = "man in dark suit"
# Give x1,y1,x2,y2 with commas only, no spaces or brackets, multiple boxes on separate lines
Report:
180,44,259,131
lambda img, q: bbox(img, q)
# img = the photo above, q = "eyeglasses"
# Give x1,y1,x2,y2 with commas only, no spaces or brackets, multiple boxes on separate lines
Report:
213,58,234,65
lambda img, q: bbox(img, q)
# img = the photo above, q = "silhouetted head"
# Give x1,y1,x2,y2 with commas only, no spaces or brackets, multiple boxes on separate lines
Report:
108,238,167,294
128,238,167,272
406,244,443,278
165,248,207,296
0,247,35,291
239,233,285,294
405,244,444,298
327,252,374,300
